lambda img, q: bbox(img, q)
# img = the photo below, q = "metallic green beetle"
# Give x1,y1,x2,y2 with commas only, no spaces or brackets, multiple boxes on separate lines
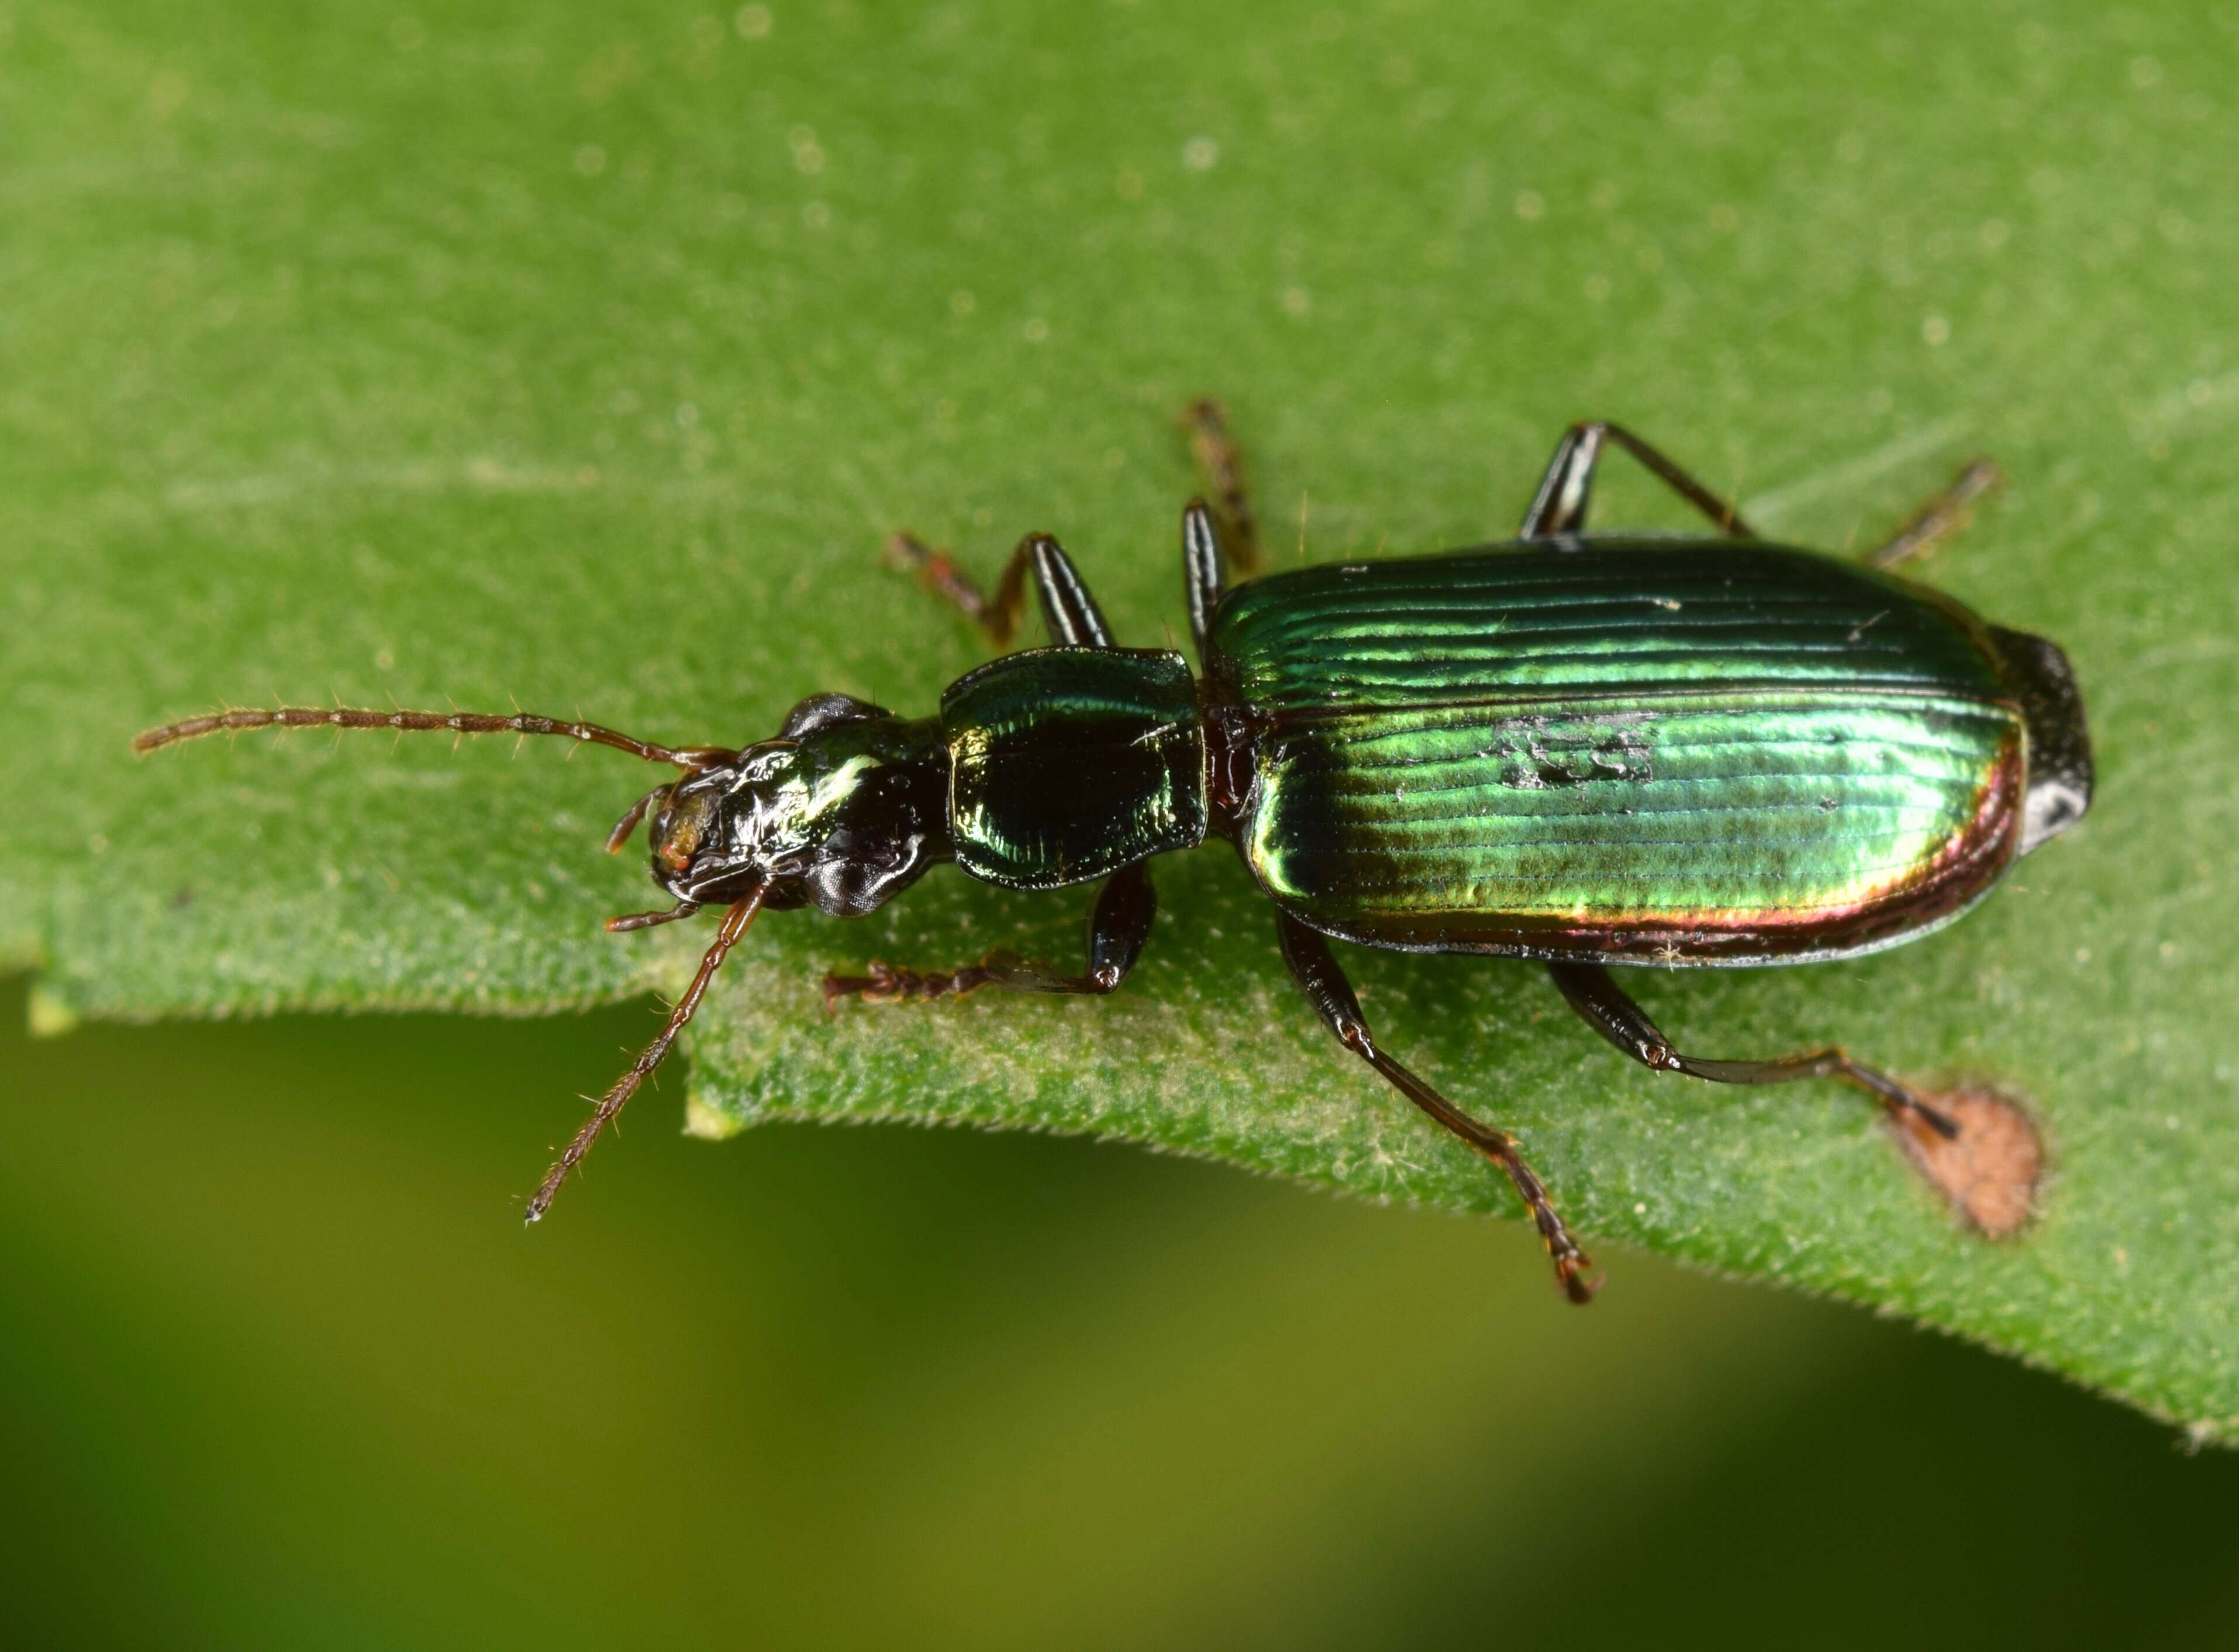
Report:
136,409,2091,1300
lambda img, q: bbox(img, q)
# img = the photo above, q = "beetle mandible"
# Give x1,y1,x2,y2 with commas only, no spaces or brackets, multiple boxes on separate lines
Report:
135,403,2092,1300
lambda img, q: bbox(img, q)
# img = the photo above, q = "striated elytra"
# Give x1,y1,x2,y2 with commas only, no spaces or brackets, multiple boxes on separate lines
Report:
1216,540,2075,964
134,408,2090,1301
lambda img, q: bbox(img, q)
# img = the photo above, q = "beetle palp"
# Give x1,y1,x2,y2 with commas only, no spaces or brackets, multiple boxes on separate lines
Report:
605,900,702,934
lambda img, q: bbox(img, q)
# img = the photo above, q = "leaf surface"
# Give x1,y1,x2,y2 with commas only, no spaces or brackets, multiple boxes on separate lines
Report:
5,0,2234,1439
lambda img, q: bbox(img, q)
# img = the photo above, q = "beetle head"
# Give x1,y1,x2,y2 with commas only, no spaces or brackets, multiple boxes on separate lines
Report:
640,694,950,918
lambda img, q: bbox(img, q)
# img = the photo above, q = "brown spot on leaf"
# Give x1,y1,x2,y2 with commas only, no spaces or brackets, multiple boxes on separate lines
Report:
1889,1085,2043,1239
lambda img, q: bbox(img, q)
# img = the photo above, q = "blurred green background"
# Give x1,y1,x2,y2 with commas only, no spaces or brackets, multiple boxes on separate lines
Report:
7,985,2239,1648
8,0,2239,1643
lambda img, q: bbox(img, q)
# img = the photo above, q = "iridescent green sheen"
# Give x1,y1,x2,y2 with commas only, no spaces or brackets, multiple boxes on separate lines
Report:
1207,541,2024,964
942,646,1206,889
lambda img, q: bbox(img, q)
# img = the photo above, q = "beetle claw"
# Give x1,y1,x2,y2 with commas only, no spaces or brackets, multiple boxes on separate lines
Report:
1554,1249,1602,1305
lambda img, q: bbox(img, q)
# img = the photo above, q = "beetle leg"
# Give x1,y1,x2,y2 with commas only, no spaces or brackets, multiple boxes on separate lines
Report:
1019,534,1115,647
1182,500,1227,661
1180,396,1262,574
1865,458,2004,569
884,530,1113,649
1275,913,1598,1303
1519,420,1760,541
883,529,1026,643
824,862,1155,1010
1545,960,1960,1139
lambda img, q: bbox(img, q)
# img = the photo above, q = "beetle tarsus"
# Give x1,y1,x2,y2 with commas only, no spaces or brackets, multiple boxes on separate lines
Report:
823,955,1006,1010
1867,457,2005,569
1547,960,1973,1160
885,529,1117,652
820,948,1104,1011
1910,1096,1963,1141
1389,1046,1598,1306
884,529,1037,649
826,865,1156,1013
1179,396,1262,574
1274,912,1596,1305
1556,1254,1602,1305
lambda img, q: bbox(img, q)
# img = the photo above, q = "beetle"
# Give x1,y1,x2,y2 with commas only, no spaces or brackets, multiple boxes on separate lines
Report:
135,404,2091,1300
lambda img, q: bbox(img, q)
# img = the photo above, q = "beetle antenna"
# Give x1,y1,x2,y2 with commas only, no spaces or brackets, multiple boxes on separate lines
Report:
525,886,764,1224
133,704,736,770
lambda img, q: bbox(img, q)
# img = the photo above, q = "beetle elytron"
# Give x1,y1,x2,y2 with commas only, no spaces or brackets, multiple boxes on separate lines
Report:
136,405,2092,1300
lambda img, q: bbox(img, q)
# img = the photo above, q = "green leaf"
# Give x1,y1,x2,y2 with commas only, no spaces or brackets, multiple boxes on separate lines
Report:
6,1,2234,1440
